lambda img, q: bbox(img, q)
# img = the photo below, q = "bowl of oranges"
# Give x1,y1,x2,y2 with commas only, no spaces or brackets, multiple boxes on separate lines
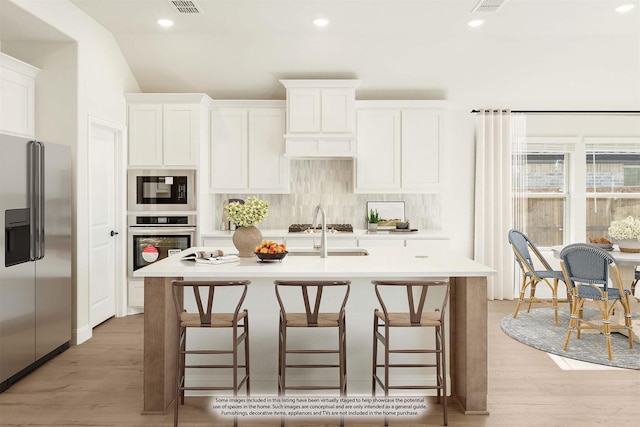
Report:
254,240,288,262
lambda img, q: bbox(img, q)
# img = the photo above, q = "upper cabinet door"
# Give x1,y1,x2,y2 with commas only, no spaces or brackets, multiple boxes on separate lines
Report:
0,54,39,138
210,108,248,190
321,88,355,133
163,104,200,166
248,108,288,191
401,109,442,190
128,104,163,166
287,88,321,133
355,109,401,191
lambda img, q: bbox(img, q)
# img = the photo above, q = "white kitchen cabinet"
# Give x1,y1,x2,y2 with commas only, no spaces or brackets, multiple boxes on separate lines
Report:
358,238,405,248
355,101,445,193
355,109,401,190
287,88,321,133
128,103,163,166
126,94,212,167
210,101,289,193
280,80,360,157
202,236,233,247
358,234,450,251
405,238,450,251
128,279,144,309
283,236,357,248
0,53,39,138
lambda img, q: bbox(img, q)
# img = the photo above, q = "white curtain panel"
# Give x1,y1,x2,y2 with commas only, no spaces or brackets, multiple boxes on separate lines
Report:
474,110,526,300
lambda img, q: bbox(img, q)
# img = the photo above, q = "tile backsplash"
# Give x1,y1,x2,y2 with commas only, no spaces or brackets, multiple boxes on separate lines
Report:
215,159,441,230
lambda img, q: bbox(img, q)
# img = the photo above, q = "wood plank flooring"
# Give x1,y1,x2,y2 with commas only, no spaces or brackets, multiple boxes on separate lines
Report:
0,301,638,426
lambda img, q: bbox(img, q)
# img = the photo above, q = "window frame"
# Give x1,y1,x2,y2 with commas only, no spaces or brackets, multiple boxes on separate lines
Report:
515,137,576,248
515,136,640,249
583,137,640,241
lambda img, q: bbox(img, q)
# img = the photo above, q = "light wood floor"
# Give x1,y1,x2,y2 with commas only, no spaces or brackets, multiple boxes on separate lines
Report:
0,301,638,426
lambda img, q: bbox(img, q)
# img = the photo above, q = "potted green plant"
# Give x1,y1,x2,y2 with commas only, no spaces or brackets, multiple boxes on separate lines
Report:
367,208,380,233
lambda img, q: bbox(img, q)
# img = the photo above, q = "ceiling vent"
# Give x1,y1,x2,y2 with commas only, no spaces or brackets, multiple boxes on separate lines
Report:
472,0,510,12
166,0,202,14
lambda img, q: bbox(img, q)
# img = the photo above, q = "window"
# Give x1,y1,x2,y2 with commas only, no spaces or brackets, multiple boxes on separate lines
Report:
585,151,640,241
513,152,567,246
513,137,640,247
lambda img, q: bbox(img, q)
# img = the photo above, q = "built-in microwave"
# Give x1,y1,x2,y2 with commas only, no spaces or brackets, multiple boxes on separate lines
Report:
127,169,196,211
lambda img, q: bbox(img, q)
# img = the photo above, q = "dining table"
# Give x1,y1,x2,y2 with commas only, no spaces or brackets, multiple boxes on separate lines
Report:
550,245,640,343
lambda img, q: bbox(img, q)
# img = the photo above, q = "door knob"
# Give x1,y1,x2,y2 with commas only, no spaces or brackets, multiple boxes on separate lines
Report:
110,230,119,236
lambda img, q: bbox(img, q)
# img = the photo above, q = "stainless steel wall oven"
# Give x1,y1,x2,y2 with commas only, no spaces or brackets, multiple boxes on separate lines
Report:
127,169,195,211
127,214,196,277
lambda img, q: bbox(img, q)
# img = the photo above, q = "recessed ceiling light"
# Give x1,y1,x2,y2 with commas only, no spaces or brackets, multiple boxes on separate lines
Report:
313,18,329,27
157,19,174,28
615,4,635,13
467,19,484,28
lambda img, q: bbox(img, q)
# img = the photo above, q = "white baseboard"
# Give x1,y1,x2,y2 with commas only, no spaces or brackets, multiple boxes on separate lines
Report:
127,306,144,315
73,323,92,345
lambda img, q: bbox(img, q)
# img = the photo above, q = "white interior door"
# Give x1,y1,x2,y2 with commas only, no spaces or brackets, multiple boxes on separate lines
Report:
89,124,118,327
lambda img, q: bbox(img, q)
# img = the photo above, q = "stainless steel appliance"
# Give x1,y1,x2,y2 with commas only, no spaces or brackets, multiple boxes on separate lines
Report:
1,135,72,392
127,169,195,211
128,214,196,277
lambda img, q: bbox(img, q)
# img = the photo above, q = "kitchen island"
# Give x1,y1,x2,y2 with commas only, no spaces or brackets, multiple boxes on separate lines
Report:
134,246,495,417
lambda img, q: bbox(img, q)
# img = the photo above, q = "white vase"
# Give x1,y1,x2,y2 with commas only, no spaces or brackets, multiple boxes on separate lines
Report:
232,225,263,257
614,238,640,253
368,223,378,233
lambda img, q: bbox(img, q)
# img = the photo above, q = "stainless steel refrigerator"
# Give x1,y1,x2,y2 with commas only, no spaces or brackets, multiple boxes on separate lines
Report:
0,134,72,392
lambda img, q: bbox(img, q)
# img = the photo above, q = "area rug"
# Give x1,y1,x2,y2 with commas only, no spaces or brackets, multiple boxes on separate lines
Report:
501,307,640,370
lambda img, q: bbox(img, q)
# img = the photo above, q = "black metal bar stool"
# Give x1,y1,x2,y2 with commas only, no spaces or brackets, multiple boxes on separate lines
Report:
171,280,250,427
372,280,450,426
274,280,350,426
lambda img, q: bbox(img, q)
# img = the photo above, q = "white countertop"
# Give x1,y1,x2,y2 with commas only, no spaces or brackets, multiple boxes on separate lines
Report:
201,229,450,241
134,246,495,279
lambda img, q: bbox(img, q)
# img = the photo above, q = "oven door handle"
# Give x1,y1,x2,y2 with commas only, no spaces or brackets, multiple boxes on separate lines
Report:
128,227,197,235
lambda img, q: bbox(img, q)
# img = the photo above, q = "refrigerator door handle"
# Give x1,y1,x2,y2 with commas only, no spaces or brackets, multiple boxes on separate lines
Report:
37,142,45,260
28,141,37,261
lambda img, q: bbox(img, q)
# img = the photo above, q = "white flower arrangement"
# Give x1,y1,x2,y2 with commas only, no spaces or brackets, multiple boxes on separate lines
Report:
224,196,269,227
607,216,640,241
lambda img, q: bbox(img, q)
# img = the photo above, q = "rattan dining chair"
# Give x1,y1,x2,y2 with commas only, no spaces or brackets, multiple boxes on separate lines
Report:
632,268,639,296
559,243,634,360
508,229,571,326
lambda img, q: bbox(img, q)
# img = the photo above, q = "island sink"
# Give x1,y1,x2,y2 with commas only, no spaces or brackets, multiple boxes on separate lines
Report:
288,248,369,256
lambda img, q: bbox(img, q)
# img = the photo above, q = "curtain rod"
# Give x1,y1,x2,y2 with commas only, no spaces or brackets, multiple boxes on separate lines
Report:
470,109,640,114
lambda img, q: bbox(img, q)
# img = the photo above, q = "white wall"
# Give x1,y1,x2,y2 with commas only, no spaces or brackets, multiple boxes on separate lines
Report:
6,0,140,344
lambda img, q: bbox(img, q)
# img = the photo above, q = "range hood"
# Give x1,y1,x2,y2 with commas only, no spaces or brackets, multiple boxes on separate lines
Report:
280,79,360,158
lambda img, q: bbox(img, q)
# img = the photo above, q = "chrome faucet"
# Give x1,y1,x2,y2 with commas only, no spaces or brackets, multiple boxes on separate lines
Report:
312,204,328,258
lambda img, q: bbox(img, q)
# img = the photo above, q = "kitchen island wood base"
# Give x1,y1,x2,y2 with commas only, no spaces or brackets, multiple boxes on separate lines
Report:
451,276,489,415
142,276,181,414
